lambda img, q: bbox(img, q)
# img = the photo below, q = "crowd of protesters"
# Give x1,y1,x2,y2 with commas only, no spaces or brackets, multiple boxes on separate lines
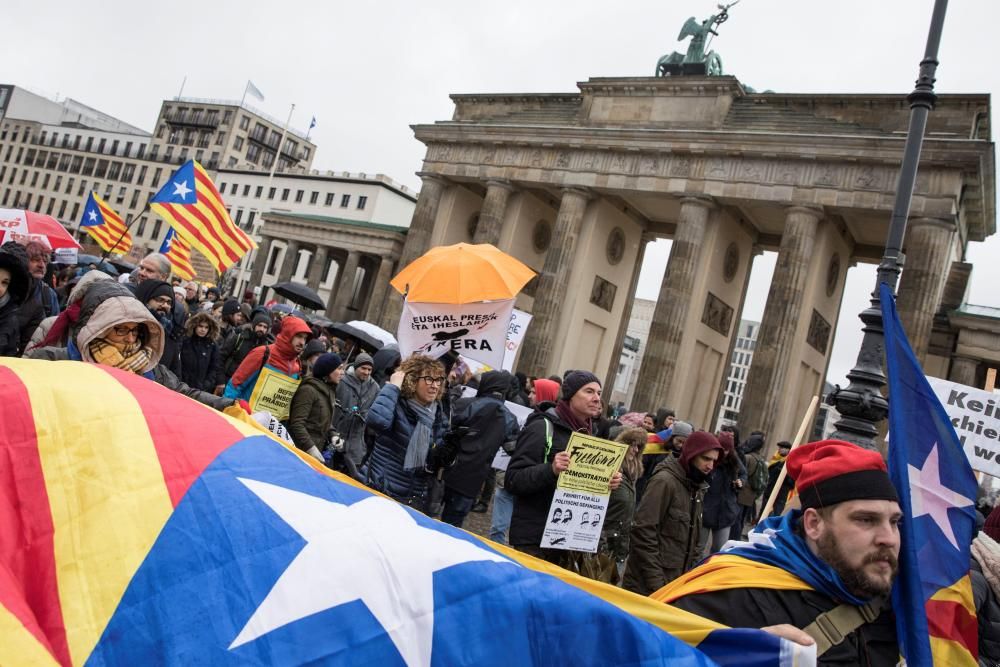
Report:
4,240,1000,666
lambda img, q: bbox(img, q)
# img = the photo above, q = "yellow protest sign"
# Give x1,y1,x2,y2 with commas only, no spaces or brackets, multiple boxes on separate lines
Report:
248,366,300,421
542,433,628,552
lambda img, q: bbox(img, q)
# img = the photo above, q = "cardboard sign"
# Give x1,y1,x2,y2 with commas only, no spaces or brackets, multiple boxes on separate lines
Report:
540,433,628,553
54,248,79,265
928,376,1000,477
397,300,514,368
248,367,301,422
501,309,532,371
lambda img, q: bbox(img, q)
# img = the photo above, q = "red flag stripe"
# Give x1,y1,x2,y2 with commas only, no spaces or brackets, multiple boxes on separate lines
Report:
104,367,246,506
194,170,254,252
159,204,235,270
0,367,69,666
927,597,978,658
171,201,242,264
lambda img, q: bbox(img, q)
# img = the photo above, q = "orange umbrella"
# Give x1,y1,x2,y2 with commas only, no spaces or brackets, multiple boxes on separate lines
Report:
390,242,536,303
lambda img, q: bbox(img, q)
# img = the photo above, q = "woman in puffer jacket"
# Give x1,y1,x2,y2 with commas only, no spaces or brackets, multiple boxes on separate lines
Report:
972,508,1000,666
362,354,448,509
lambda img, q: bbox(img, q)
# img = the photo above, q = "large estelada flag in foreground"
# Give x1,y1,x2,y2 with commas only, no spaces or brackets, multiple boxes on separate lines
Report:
0,358,809,667
78,193,131,254
158,227,195,281
149,160,255,273
881,282,979,666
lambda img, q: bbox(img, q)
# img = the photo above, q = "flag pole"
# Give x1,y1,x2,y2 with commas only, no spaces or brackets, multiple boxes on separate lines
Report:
177,76,187,99
268,103,295,183
239,80,250,108
756,395,820,523
98,201,150,265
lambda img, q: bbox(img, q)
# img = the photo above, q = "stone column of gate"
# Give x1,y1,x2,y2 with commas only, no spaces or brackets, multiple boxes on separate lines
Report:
472,179,515,245
248,235,273,302
365,257,396,324
630,197,714,411
329,251,362,322
603,232,654,390
738,205,822,437
379,173,449,329
276,240,300,284
895,217,956,364
949,355,979,387
306,245,328,291
518,187,593,377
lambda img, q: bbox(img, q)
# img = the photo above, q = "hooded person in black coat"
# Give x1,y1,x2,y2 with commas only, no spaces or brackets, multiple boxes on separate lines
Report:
135,279,183,376
0,249,31,356
439,370,520,528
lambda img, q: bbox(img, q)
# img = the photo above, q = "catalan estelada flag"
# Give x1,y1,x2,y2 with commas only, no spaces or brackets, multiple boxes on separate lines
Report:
158,227,195,281
0,358,807,667
149,160,255,273
881,282,979,666
78,192,131,254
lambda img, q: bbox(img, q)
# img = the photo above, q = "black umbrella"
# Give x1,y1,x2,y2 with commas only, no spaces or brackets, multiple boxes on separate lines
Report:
329,322,385,353
270,281,325,311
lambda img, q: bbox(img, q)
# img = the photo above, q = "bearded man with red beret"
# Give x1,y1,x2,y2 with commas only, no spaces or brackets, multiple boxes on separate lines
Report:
653,439,901,666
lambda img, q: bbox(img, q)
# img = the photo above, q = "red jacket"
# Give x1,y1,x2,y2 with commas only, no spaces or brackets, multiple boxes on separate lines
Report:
230,316,311,387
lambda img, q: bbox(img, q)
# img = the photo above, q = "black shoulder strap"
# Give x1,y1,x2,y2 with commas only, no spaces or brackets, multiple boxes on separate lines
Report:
258,344,271,372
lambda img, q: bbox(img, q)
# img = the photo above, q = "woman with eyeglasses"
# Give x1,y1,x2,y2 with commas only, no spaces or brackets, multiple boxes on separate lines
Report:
362,354,449,510
27,281,236,412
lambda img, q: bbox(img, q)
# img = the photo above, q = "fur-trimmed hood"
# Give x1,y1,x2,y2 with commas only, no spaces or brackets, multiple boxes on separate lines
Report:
73,281,164,372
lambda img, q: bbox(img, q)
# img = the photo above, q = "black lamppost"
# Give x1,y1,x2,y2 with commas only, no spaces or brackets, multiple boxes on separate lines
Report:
828,0,950,449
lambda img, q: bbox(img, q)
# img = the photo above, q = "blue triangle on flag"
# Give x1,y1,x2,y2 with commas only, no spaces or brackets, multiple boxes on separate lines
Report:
151,161,198,205
159,228,176,254
80,193,103,227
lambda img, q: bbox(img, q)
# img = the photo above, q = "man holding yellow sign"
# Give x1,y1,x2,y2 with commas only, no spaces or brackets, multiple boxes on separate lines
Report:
505,371,623,563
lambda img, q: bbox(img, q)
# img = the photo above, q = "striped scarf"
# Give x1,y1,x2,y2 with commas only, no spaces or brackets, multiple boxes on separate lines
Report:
88,337,154,374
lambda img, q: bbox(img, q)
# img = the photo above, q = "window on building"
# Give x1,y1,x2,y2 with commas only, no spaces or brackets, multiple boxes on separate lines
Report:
246,143,260,164
31,171,39,187
152,168,162,187
234,136,244,151
117,186,127,204
255,186,263,198
309,191,319,204
77,179,87,196
65,178,73,195
246,210,256,228
242,184,250,196
97,138,106,153
215,132,225,146
137,166,147,185
281,188,289,201
340,194,350,208
137,143,146,158
234,209,243,225
42,173,50,189
239,115,250,130
227,156,238,167
107,162,122,180
70,202,79,220
230,183,237,195
324,192,335,206
165,146,174,160
268,187,276,199
111,140,120,155
295,190,304,203
357,195,367,210
152,220,162,239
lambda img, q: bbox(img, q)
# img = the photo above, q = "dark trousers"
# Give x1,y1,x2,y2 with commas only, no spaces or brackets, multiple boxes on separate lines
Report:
440,488,476,527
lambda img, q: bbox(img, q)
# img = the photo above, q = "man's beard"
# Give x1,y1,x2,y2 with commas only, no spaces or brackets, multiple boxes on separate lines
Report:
817,530,898,598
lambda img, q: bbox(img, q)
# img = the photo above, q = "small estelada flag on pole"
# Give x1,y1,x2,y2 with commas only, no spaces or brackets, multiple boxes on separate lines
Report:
79,192,131,254
159,227,195,281
149,160,256,274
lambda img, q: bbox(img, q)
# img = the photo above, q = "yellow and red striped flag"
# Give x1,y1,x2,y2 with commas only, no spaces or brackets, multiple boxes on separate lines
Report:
158,228,196,281
149,160,255,273
79,192,131,254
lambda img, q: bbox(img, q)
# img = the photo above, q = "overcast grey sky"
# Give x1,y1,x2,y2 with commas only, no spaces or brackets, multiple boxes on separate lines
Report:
7,0,997,387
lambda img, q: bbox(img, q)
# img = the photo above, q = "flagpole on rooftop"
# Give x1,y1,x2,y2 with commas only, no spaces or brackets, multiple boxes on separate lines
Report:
827,0,950,451
239,81,249,108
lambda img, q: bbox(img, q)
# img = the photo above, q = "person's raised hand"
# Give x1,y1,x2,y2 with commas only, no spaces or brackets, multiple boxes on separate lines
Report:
389,370,406,388
551,451,570,475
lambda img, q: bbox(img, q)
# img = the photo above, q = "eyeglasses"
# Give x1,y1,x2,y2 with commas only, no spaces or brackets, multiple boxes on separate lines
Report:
416,376,446,386
111,325,141,338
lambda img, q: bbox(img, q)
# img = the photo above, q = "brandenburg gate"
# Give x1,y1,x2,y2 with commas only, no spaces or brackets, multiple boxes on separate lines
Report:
379,75,994,444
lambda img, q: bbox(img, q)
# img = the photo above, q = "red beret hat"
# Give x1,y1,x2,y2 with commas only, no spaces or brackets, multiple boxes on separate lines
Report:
785,439,899,510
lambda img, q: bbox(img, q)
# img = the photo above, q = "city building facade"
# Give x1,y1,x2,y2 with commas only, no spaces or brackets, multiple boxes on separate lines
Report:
716,319,760,431
386,75,995,445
